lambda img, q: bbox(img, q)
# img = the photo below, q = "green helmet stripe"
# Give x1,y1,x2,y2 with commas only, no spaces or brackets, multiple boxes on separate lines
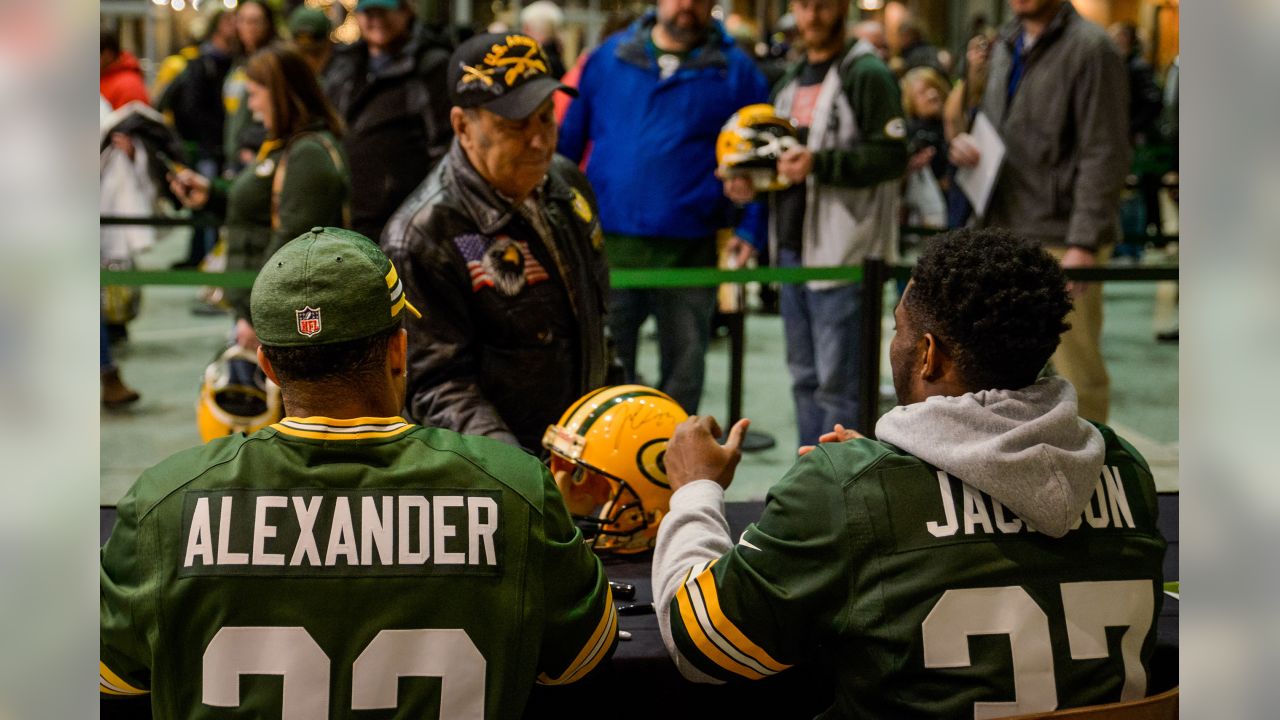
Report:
576,390,668,434
561,385,619,429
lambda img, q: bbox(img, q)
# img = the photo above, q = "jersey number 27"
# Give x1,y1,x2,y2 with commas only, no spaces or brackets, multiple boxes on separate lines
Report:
922,580,1154,719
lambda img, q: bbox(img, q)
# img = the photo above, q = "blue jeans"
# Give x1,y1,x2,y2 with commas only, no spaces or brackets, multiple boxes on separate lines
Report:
778,248,863,446
609,286,716,413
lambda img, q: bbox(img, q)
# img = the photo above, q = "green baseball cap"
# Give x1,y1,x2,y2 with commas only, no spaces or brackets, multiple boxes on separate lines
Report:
250,227,421,348
287,6,331,38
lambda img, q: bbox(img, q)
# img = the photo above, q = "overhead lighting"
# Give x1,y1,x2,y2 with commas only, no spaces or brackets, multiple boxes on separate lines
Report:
224,0,238,8
172,0,186,10
858,0,884,9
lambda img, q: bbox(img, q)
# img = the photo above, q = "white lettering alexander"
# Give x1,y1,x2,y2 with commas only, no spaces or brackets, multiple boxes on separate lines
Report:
182,494,502,569
923,467,1137,537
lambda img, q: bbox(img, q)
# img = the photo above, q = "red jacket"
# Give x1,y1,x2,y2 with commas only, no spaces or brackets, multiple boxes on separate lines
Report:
100,51,150,109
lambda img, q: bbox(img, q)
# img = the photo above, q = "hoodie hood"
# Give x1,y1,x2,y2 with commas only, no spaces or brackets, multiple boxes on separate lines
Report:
104,50,143,77
875,377,1104,538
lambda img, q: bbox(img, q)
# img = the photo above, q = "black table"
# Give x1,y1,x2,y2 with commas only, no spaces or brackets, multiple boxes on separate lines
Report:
101,495,1179,719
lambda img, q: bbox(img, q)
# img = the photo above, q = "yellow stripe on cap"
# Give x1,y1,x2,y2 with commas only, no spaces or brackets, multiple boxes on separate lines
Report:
674,563,766,680
100,661,148,696
386,263,422,319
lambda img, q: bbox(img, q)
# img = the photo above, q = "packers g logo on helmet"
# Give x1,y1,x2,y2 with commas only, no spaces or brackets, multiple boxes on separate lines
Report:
196,346,282,443
716,103,800,192
542,385,688,554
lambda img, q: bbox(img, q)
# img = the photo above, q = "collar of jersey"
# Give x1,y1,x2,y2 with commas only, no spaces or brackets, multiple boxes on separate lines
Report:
272,416,414,441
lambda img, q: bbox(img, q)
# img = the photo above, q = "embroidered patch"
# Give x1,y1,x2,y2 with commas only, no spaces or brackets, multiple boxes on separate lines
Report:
296,306,321,337
570,188,593,223
455,35,550,96
884,117,907,140
453,234,550,295
254,158,276,177
483,35,549,87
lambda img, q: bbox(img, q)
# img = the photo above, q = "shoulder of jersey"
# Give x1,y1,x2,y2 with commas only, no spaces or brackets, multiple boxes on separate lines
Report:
405,426,550,510
1090,421,1151,472
814,437,928,480
129,433,257,513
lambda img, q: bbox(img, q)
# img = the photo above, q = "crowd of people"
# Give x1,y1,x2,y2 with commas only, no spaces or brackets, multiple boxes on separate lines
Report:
100,0,1175,716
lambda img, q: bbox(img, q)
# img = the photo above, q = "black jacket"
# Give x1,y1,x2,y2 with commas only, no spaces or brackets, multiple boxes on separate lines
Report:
384,141,617,452
323,22,453,243
158,42,233,163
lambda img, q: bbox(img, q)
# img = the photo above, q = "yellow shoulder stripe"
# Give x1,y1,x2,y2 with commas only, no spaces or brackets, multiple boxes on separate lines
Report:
100,661,148,696
537,586,617,685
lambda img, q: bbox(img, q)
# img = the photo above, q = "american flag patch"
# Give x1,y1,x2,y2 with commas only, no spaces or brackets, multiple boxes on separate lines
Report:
453,233,550,294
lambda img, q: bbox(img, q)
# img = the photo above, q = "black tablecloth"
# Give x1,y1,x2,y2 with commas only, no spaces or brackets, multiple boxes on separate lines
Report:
100,494,1179,719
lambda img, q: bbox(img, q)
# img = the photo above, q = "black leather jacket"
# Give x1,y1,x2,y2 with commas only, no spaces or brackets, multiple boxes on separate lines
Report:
323,21,453,243
383,141,617,451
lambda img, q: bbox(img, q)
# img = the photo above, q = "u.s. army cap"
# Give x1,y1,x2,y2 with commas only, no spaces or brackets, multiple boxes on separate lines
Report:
250,227,421,347
448,32,576,119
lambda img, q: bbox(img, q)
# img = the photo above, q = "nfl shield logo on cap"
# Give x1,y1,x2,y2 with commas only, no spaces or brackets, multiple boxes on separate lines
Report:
295,306,322,337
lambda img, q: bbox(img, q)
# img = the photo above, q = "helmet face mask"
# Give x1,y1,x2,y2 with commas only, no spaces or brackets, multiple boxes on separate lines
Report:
196,346,282,442
544,386,688,554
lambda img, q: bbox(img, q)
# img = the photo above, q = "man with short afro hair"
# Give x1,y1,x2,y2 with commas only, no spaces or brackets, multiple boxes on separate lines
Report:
653,228,1166,717
899,227,1072,393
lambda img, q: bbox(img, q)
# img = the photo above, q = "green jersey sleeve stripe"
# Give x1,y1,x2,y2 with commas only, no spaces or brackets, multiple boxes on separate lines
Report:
536,586,617,685
683,562,789,676
100,662,148,696
673,563,766,680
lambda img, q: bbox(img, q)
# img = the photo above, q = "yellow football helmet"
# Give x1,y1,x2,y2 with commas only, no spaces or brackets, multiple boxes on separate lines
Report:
543,385,688,554
716,103,800,192
196,345,282,443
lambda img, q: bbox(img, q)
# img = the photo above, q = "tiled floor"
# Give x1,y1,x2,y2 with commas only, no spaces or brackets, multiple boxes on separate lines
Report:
100,230,1179,504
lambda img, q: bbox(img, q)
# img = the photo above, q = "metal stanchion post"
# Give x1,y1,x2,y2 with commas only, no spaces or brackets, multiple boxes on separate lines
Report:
724,272,775,452
859,260,885,438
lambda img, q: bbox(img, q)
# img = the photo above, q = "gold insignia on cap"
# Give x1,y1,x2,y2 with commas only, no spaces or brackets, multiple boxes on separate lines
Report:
570,188,594,223
483,35,549,87
460,63,496,87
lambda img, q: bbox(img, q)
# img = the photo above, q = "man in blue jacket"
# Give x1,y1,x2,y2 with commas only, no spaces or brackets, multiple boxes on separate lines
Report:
559,0,767,413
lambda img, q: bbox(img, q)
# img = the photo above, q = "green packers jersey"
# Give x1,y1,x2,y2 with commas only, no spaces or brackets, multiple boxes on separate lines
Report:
101,416,617,719
667,423,1166,718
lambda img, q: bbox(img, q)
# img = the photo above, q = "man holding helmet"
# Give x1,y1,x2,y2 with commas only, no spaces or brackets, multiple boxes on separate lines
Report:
722,0,907,447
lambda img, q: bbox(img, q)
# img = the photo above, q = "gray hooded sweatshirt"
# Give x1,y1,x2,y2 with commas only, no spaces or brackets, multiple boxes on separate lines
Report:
874,376,1105,539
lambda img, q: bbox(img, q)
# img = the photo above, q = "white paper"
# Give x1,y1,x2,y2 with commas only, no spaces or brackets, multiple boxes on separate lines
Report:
955,111,1005,219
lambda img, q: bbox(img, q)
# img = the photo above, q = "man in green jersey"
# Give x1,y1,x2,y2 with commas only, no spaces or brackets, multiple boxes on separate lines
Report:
101,228,616,718
654,228,1166,717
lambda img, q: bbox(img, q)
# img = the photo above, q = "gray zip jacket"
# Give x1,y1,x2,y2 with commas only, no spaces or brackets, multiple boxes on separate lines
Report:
771,40,906,289
979,2,1130,250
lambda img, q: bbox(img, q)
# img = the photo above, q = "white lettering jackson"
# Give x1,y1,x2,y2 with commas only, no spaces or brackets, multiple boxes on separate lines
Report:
183,494,501,569
924,467,1137,537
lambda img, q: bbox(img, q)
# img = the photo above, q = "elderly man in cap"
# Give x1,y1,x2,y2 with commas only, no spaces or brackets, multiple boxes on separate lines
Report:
101,228,616,718
384,33,616,453
323,0,453,243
